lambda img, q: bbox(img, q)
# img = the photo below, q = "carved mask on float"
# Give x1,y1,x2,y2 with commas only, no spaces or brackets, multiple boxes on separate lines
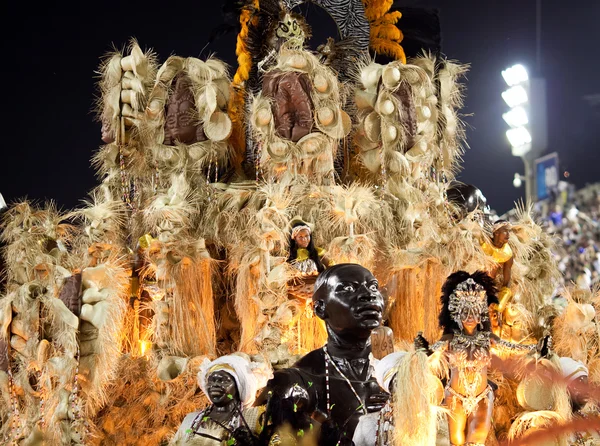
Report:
313,264,384,339
147,241,191,282
85,214,113,242
274,12,306,49
263,71,314,143
163,73,207,146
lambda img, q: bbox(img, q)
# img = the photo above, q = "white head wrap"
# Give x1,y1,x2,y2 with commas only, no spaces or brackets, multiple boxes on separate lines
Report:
492,220,512,232
559,356,588,382
291,224,311,240
374,351,408,392
198,354,273,408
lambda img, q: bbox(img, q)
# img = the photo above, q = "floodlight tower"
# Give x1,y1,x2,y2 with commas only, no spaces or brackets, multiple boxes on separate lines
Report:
501,64,547,203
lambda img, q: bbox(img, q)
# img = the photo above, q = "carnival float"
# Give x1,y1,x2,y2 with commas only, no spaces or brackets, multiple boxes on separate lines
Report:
0,1,598,445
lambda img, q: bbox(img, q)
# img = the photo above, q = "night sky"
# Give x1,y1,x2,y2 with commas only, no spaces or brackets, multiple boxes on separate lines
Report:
1,0,599,214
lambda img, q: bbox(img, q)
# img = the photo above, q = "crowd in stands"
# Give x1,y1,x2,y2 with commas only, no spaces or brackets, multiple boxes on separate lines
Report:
540,182,600,290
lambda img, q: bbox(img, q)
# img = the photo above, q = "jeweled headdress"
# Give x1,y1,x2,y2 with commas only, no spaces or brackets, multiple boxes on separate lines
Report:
439,271,499,333
448,278,488,326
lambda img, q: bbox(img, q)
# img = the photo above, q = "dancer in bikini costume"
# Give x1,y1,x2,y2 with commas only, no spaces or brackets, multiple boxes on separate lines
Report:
415,271,550,446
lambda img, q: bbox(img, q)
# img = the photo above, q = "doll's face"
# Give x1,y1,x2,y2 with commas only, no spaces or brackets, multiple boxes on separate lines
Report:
294,229,311,249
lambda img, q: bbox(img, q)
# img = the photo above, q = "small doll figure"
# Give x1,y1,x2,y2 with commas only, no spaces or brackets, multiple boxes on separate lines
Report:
480,220,514,311
287,220,331,276
286,220,332,351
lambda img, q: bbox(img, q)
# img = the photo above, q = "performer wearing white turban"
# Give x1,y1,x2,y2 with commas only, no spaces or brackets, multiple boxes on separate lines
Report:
170,353,272,445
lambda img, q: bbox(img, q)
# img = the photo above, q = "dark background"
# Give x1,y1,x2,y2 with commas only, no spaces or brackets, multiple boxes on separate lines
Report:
1,0,598,214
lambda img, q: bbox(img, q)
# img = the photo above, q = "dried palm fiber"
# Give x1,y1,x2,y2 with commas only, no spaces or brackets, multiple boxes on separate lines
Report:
324,184,394,269
387,260,443,342
498,302,537,346
508,410,568,446
139,235,216,357
0,285,42,440
90,355,207,446
361,0,406,63
292,303,327,354
39,291,78,357
531,303,560,340
201,183,257,248
387,185,443,256
78,256,129,414
434,59,469,179
488,369,521,441
33,352,83,445
143,173,199,243
392,350,443,445
95,39,158,141
225,184,294,354
553,286,598,364
1,202,76,285
508,202,561,315
95,48,124,143
516,355,572,421
143,56,234,178
353,59,437,184
251,46,350,182
164,254,216,357
68,186,127,248
425,210,493,275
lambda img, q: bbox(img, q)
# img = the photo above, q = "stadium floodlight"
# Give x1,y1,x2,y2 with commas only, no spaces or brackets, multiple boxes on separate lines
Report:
502,64,529,87
513,173,523,188
502,85,528,108
502,106,529,128
506,126,532,148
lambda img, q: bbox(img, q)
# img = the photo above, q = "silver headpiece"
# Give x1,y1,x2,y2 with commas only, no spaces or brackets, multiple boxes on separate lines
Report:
448,278,489,326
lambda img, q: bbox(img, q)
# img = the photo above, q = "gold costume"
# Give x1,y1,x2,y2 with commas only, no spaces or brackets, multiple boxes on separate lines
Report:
480,240,513,264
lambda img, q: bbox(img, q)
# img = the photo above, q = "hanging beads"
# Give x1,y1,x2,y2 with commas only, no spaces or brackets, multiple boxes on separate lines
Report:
7,368,23,443
378,145,387,193
70,348,89,442
255,142,263,184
